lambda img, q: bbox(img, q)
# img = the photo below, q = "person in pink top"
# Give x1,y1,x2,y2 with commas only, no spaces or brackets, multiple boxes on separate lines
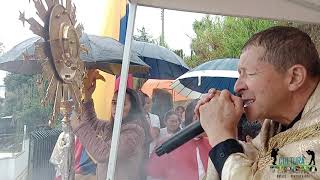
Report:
146,100,211,180
70,70,150,180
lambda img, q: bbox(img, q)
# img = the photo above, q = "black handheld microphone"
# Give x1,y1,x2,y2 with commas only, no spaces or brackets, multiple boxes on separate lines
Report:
155,120,203,156
155,113,248,156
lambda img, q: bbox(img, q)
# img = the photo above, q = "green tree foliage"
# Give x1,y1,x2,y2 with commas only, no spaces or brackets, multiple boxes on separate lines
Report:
3,74,52,132
187,16,278,67
134,26,157,43
186,16,320,68
134,26,171,48
173,49,184,59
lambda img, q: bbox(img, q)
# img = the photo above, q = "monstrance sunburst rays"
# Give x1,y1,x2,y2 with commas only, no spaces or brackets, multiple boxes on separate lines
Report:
19,0,85,127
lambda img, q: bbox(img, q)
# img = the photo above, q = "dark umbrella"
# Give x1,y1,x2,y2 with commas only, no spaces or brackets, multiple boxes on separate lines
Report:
0,34,150,75
171,58,239,99
132,41,190,79
80,34,150,75
0,37,42,75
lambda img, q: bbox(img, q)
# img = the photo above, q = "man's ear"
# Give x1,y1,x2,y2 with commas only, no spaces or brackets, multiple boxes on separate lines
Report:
286,64,307,91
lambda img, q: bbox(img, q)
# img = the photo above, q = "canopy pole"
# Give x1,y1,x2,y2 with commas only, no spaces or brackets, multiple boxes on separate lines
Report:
106,1,138,180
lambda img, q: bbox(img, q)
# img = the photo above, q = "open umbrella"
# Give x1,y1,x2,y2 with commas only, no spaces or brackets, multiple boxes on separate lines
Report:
0,37,42,75
132,41,190,79
171,58,239,99
80,34,150,75
0,34,150,75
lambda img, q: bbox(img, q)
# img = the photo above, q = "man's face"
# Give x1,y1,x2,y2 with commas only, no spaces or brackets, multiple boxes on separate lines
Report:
234,46,289,122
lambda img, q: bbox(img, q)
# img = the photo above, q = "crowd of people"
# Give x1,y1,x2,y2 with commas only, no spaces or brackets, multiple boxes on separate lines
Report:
67,69,261,180
63,25,320,180
70,71,206,180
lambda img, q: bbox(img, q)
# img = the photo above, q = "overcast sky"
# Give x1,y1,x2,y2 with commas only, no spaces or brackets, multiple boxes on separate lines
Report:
0,0,209,97
0,0,207,52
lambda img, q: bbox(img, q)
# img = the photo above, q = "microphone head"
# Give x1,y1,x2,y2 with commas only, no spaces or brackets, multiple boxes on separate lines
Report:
155,145,166,156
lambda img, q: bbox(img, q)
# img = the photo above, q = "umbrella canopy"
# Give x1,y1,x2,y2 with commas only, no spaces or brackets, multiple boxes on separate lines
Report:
134,0,320,24
0,37,42,75
171,58,239,99
132,41,190,79
80,34,150,75
141,79,188,102
0,34,150,75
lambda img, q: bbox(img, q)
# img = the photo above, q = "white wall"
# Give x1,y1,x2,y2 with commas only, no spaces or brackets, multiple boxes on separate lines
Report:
0,139,29,180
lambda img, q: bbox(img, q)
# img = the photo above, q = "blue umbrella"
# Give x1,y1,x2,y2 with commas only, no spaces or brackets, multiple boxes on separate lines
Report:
171,58,239,99
132,41,190,79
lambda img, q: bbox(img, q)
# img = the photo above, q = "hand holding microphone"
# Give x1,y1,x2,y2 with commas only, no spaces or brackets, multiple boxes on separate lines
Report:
198,89,243,147
194,88,219,120
156,89,243,156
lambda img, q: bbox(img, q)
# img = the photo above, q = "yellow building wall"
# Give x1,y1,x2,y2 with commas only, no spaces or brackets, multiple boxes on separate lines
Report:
92,0,127,120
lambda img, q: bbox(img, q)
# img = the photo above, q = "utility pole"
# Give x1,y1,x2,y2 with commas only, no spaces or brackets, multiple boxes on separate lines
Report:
160,8,165,46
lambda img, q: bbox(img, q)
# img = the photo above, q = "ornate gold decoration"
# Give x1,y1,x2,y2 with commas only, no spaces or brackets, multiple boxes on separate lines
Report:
20,0,85,127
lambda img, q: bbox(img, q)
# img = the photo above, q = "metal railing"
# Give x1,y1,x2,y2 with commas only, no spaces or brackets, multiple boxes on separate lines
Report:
27,128,62,180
